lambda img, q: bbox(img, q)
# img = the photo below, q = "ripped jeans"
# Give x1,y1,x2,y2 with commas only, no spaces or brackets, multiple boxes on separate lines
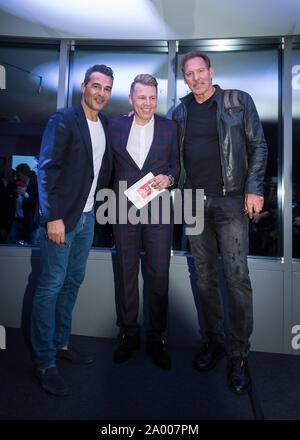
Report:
188,195,253,358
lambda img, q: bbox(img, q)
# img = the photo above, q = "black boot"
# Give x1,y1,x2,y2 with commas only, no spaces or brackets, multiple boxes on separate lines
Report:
194,341,226,371
228,356,251,394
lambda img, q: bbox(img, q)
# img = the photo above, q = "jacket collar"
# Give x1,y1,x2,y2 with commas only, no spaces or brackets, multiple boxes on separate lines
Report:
180,84,223,107
117,114,159,172
73,103,107,168
73,103,105,124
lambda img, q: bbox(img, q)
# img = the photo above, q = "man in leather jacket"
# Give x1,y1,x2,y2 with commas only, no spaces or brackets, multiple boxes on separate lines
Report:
172,51,268,395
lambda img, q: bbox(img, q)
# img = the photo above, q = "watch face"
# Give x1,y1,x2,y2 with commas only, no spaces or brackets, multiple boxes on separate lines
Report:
168,175,174,186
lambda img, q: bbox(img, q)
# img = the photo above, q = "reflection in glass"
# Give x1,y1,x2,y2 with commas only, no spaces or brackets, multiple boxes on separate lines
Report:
292,49,300,258
69,48,168,248
0,44,59,246
0,45,59,125
70,49,168,119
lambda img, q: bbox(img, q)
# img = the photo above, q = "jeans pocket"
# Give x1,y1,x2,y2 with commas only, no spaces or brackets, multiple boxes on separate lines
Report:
45,233,70,248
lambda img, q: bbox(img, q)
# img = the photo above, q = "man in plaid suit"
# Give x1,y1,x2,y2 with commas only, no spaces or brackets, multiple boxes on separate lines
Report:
109,74,179,370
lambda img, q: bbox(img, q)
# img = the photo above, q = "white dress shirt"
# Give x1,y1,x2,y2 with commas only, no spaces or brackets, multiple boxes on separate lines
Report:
126,116,154,169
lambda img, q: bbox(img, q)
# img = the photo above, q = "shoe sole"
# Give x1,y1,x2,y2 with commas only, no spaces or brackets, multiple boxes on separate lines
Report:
147,355,172,371
228,383,251,395
194,351,226,372
146,349,172,371
113,345,140,364
56,355,94,365
228,377,252,395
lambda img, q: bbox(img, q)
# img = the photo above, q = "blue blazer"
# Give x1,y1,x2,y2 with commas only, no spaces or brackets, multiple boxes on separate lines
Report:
38,104,113,233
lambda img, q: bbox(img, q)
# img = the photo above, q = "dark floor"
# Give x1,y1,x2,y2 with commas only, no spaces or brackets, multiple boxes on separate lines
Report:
0,327,300,422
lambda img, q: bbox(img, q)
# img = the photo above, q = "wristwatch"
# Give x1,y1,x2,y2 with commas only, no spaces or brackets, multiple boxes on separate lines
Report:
167,174,175,187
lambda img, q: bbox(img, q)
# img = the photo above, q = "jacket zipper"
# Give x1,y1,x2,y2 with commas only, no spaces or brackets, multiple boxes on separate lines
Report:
216,107,226,196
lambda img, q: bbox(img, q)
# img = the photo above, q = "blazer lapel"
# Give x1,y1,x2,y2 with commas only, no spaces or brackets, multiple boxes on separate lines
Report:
142,114,159,171
74,104,93,168
118,116,140,170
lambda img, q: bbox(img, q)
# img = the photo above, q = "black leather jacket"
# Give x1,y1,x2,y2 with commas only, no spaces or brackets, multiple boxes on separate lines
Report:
172,85,268,196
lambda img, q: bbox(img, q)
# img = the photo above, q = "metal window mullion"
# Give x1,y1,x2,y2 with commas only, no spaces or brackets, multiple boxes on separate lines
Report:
282,35,294,353
57,39,71,110
166,40,177,119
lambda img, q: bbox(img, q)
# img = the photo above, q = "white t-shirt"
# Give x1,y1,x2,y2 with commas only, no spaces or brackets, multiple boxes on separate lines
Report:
126,116,154,169
83,118,106,212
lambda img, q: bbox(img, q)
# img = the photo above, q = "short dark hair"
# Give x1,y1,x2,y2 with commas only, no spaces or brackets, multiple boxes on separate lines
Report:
16,163,31,176
181,51,211,74
130,73,158,96
84,64,114,85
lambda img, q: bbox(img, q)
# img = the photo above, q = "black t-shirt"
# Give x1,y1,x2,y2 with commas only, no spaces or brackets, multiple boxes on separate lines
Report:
183,94,223,196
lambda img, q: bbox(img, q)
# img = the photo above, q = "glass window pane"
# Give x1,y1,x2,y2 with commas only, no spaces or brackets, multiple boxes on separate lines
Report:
292,47,300,259
0,43,59,246
69,47,168,248
0,44,59,125
70,48,168,118
174,48,281,257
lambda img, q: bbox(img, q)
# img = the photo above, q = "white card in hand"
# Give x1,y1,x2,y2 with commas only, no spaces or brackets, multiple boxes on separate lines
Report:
124,172,165,209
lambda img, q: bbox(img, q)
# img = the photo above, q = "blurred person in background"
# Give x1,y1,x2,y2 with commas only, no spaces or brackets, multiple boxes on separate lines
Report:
7,163,38,246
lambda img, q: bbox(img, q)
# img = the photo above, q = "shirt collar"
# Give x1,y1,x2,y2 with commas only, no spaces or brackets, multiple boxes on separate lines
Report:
180,84,221,107
133,115,154,128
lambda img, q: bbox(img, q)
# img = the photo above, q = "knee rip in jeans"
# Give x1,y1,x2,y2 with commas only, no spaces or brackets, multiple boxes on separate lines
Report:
225,267,250,284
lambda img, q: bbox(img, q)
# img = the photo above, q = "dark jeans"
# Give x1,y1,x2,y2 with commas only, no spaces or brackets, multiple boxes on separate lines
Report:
188,196,253,357
30,210,94,370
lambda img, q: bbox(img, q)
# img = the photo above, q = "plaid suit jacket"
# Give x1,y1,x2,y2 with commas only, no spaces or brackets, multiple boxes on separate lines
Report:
109,114,179,195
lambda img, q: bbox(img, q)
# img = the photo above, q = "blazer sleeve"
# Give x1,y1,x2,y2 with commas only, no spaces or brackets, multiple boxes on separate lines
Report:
38,111,71,223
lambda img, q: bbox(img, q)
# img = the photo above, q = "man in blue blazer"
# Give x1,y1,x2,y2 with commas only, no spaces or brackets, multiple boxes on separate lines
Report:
31,64,113,396
109,74,179,370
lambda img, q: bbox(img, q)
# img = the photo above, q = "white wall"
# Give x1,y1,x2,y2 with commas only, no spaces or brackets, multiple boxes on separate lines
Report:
0,0,300,40
0,246,293,354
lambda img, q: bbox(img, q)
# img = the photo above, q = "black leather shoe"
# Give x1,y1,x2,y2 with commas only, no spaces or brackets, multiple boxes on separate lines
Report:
56,346,93,365
194,341,226,371
113,334,140,363
35,366,69,397
146,340,171,370
228,356,251,395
